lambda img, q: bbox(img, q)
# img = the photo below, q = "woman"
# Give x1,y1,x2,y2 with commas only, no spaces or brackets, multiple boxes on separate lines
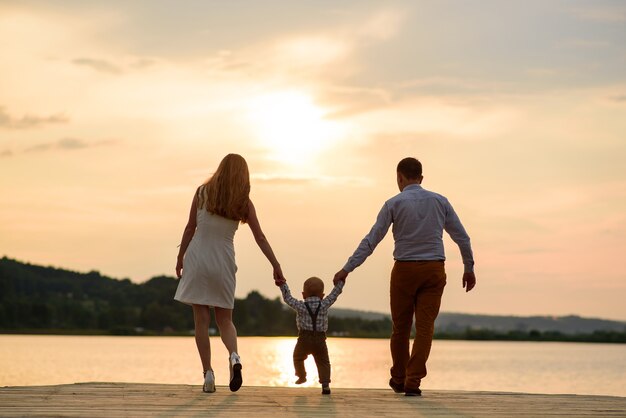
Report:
174,153,284,393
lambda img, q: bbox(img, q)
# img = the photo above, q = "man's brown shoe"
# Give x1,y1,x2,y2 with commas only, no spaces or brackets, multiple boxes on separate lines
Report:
389,379,404,393
404,388,422,396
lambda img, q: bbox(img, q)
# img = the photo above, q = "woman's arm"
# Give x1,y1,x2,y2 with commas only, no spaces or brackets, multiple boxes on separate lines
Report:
247,200,285,282
175,192,198,278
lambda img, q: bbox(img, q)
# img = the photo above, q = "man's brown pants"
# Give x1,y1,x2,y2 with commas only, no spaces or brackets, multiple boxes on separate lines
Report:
390,260,446,391
293,331,331,384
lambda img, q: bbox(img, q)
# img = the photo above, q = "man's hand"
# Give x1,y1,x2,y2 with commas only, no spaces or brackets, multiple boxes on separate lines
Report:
462,272,476,292
333,269,349,285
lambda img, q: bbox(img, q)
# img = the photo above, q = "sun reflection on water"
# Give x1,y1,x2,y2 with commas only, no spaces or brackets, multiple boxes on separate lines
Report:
242,336,392,389
252,337,320,388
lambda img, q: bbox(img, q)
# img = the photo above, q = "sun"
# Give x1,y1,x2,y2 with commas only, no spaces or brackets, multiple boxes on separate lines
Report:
245,91,344,164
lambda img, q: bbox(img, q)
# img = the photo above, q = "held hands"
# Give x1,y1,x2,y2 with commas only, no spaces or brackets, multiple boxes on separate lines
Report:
462,272,476,292
333,269,349,285
273,265,286,286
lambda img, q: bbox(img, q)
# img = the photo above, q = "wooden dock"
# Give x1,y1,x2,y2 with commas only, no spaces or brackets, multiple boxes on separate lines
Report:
0,383,625,417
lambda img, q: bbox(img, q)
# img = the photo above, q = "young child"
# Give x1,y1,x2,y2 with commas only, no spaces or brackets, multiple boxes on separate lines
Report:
277,276,344,395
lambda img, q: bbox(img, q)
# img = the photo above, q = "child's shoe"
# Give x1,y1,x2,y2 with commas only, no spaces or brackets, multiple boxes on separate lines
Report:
321,384,331,395
203,370,215,393
295,377,307,385
229,352,243,392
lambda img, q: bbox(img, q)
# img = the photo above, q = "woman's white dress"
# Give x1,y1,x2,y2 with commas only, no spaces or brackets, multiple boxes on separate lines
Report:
174,209,239,309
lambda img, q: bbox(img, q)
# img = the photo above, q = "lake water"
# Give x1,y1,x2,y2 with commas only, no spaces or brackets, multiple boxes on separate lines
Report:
0,335,624,397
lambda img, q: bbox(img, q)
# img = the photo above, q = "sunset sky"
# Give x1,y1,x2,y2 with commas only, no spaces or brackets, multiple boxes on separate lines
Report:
1,1,625,320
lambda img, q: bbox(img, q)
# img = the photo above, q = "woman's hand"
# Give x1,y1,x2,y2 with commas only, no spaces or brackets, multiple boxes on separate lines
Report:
273,265,286,286
176,257,184,279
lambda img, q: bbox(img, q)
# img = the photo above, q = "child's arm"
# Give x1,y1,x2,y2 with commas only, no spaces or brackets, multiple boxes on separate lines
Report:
321,280,344,308
280,283,304,310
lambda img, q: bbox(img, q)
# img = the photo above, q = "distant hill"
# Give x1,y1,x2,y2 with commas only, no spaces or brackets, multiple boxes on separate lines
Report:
330,308,389,321
331,309,625,335
434,312,626,335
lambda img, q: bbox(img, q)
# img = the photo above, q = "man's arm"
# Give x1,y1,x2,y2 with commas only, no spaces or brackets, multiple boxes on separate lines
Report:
444,201,474,273
341,203,393,274
444,200,476,292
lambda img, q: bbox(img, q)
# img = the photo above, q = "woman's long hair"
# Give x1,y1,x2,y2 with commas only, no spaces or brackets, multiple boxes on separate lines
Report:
197,154,250,223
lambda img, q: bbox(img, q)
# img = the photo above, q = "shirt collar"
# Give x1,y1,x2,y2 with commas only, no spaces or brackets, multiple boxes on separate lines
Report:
403,183,423,192
304,296,321,303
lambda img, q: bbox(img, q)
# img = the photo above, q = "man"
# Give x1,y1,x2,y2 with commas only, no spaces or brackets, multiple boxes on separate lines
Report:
333,157,476,396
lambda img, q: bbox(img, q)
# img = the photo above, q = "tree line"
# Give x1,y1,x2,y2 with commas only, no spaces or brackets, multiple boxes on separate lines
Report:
0,257,391,337
1,257,624,342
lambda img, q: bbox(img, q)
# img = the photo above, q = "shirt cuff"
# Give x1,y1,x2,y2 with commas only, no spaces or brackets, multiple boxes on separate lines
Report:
342,262,355,273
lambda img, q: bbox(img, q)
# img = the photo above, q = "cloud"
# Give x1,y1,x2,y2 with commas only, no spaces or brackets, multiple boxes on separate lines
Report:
133,186,190,196
130,58,156,69
25,143,54,153
568,5,626,22
274,36,351,68
72,57,122,74
252,173,371,187
321,85,391,119
0,106,69,129
252,8,404,78
0,149,13,158
525,68,562,77
391,76,517,100
322,77,519,119
610,94,626,102
346,96,520,141
556,39,610,49
58,138,89,149
207,53,254,73
252,173,315,185
354,9,404,41
24,138,117,153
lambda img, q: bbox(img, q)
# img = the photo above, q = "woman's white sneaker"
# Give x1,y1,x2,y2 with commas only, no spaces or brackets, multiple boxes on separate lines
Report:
229,352,243,392
203,370,216,393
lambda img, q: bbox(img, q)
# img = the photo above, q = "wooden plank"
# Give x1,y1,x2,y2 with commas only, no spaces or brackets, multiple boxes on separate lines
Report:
0,383,624,417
